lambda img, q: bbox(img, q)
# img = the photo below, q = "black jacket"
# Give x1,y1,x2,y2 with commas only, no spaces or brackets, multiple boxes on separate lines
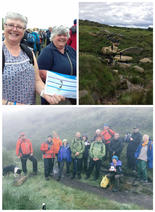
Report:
127,132,142,156
109,137,123,155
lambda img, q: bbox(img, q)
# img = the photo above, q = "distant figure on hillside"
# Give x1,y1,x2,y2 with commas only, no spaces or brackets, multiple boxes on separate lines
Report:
101,124,115,161
70,132,85,179
16,132,38,176
86,135,105,180
40,135,55,180
57,139,72,181
107,155,123,192
135,134,153,183
127,127,142,171
67,19,77,50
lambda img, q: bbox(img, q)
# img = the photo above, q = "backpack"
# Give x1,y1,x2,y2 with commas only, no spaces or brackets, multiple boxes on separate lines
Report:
100,175,109,188
2,43,34,73
27,33,35,44
70,25,76,34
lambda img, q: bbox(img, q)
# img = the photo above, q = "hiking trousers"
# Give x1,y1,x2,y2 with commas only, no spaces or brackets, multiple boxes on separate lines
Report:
58,159,70,178
72,158,82,177
107,172,122,189
21,154,38,174
87,159,102,179
44,158,54,178
137,159,147,180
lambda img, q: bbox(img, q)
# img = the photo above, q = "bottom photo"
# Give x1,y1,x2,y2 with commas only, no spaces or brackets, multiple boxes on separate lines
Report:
2,106,153,210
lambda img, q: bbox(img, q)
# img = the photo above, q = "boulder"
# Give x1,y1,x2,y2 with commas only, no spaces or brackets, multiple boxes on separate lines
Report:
133,65,144,73
140,58,152,63
101,46,118,55
117,62,131,69
114,55,133,62
113,70,118,73
121,47,143,55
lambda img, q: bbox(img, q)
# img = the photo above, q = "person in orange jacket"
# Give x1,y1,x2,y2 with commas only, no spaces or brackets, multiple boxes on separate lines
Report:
16,132,38,175
101,124,115,161
40,135,55,180
52,131,62,168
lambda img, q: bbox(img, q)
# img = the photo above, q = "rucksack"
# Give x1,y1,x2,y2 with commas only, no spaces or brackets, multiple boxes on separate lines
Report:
27,33,35,44
100,175,110,188
70,25,76,34
2,43,34,73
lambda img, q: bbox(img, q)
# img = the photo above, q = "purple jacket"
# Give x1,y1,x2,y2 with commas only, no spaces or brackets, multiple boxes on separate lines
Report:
58,145,72,162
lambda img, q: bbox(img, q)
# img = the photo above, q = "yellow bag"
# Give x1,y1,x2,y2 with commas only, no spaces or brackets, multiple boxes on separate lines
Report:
100,175,109,188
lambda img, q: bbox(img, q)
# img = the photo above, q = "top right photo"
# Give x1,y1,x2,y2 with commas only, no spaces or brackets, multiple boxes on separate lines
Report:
79,2,153,105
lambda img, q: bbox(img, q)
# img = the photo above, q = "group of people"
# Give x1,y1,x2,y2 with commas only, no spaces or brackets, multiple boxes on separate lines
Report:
2,12,77,105
15,124,153,192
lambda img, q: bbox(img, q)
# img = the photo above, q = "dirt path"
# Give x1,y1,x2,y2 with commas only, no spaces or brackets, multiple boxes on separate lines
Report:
59,176,153,209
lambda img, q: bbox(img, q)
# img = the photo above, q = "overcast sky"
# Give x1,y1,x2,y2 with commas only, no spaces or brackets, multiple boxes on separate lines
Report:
79,2,153,28
1,0,77,29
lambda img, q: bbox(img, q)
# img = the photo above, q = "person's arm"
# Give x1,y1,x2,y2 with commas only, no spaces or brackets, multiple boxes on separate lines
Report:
33,53,65,104
39,70,47,82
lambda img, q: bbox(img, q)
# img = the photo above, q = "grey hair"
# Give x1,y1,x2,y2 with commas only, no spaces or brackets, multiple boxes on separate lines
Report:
50,25,70,41
4,12,28,28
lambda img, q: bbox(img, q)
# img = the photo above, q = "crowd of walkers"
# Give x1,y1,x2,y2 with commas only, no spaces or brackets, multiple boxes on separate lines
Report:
2,12,77,105
15,124,153,192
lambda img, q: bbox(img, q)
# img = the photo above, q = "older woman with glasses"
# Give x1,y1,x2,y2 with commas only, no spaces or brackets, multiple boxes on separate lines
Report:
37,25,76,105
2,12,64,105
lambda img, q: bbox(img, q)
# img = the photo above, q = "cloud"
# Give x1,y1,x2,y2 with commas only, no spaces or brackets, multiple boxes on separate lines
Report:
79,2,153,28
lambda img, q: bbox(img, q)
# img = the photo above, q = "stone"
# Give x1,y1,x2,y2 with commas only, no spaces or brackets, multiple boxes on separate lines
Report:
114,55,133,62
113,70,118,73
133,65,144,73
140,58,152,63
117,62,131,69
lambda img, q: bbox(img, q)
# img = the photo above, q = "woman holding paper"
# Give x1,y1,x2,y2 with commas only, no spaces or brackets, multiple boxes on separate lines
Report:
38,25,76,105
2,12,64,105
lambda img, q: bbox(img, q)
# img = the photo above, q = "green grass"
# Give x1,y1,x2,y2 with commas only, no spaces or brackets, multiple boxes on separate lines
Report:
3,161,143,210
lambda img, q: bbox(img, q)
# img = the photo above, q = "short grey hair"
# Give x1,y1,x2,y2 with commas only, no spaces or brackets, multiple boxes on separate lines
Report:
50,25,70,41
4,12,28,28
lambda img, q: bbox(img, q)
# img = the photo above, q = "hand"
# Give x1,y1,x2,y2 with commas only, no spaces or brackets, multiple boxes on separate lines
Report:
75,152,79,156
30,153,33,156
130,137,133,141
18,156,20,159
43,94,65,104
93,158,97,161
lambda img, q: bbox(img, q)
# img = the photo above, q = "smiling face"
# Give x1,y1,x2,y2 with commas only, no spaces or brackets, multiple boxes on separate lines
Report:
4,18,25,44
53,33,68,49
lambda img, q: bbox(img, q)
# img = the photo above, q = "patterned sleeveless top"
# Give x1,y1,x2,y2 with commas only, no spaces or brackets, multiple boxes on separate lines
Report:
2,43,36,104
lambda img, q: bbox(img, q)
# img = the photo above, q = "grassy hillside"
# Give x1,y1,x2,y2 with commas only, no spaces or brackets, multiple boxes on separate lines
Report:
3,154,145,210
79,20,153,105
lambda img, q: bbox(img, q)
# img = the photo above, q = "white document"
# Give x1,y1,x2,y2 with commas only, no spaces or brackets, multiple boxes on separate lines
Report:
45,71,77,99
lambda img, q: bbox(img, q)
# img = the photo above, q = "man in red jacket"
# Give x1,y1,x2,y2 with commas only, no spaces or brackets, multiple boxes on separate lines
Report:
40,135,55,180
16,132,38,175
101,124,115,161
67,19,77,50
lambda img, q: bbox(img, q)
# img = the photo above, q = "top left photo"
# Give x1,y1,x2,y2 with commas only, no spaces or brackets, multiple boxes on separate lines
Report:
2,0,77,105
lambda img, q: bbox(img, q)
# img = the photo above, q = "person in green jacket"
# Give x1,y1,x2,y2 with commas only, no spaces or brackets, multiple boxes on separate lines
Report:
70,132,85,179
86,135,105,180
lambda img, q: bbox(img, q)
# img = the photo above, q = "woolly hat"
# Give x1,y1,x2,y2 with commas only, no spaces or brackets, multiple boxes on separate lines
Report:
112,155,118,161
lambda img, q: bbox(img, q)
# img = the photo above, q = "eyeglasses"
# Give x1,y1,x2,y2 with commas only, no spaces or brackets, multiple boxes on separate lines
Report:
5,23,26,31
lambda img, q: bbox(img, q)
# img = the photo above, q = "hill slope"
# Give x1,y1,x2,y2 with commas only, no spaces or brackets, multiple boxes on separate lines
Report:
79,19,153,105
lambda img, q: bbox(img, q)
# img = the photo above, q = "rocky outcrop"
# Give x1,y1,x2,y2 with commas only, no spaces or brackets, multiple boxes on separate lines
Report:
101,46,119,54
114,55,133,62
117,63,131,69
140,58,152,63
133,65,144,73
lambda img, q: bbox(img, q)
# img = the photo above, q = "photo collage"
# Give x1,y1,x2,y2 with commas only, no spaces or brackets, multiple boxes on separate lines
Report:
1,0,154,210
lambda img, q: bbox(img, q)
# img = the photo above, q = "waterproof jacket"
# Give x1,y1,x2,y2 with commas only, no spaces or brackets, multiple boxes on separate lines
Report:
16,139,33,157
110,160,122,174
58,145,72,162
109,137,123,155
40,141,55,159
67,24,77,50
101,129,115,144
89,141,105,160
135,140,153,168
70,138,85,159
83,140,91,159
127,132,142,157
52,137,62,154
